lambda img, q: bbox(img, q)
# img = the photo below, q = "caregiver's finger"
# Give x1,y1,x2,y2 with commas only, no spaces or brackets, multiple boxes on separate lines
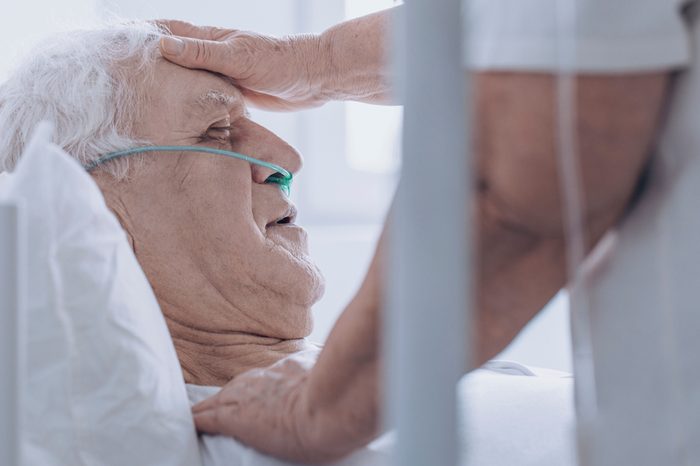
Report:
156,19,232,41
240,88,319,112
193,406,239,434
193,409,220,433
191,395,220,414
160,36,234,75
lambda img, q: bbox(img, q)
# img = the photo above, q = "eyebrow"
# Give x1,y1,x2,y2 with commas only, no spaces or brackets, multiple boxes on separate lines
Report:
193,88,249,118
198,89,236,108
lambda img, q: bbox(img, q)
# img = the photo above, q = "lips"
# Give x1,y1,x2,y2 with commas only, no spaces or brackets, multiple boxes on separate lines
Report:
267,204,298,227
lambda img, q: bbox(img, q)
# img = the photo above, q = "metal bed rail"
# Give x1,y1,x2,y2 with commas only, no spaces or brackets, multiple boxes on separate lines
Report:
386,1,471,465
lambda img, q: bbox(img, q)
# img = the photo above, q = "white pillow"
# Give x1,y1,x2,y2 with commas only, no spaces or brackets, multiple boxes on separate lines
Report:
0,123,201,466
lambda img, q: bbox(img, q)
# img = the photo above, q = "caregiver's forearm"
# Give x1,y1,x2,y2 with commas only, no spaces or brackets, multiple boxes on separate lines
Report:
294,230,385,462
319,7,395,104
279,71,671,462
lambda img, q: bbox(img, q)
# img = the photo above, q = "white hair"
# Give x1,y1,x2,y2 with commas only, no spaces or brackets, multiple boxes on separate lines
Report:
0,21,168,179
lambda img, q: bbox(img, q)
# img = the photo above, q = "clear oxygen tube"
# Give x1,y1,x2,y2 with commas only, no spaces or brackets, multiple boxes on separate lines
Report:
554,0,598,460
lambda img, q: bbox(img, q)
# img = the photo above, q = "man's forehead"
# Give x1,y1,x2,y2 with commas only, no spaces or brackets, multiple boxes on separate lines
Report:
168,66,244,113
150,60,247,119
195,88,241,111
193,74,245,110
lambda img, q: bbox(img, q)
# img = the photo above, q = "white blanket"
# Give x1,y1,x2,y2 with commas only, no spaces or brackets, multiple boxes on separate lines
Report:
187,361,575,466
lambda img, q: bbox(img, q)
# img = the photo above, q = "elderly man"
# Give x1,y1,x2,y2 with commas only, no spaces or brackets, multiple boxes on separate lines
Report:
0,22,325,387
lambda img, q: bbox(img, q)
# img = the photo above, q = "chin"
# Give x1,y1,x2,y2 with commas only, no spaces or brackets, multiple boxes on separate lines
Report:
291,257,326,308
265,228,326,306
284,261,326,338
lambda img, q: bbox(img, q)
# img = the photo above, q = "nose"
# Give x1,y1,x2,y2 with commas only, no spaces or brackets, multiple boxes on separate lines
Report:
244,120,303,185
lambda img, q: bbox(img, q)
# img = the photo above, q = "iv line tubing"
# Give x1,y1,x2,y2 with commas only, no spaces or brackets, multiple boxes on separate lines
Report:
554,0,598,422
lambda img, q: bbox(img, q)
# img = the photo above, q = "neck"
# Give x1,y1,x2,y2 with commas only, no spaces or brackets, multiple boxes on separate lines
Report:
93,175,318,386
166,314,318,386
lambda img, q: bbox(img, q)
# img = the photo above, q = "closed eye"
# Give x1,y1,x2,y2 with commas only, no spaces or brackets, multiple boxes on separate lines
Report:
200,123,232,144
208,125,231,138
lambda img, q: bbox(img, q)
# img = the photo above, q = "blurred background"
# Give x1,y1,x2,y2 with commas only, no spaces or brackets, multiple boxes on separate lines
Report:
0,0,572,372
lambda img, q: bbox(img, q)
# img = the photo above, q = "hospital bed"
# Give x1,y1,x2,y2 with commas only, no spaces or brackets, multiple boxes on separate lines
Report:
0,128,577,466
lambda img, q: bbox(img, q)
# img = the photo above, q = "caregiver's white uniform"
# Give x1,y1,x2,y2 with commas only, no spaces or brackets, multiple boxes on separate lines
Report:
468,1,700,465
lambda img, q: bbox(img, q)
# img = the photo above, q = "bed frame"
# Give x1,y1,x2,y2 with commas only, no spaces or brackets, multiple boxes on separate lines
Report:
386,1,469,465
0,202,23,466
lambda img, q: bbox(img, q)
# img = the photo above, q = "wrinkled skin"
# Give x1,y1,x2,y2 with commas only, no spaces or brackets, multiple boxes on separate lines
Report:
93,58,325,387
159,13,390,110
193,229,385,463
159,8,671,463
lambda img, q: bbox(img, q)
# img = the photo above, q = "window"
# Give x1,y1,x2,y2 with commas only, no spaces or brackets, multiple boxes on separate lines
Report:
295,1,402,226
346,103,402,174
344,0,403,175
345,0,403,178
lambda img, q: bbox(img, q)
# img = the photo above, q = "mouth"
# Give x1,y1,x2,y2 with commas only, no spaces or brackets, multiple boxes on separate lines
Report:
267,205,298,227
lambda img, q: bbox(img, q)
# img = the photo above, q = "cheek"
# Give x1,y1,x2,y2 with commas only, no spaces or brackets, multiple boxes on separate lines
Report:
181,160,263,251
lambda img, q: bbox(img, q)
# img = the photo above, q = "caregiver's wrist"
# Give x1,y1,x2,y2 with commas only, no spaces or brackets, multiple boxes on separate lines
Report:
317,28,350,102
318,9,394,104
280,33,325,104
293,384,379,464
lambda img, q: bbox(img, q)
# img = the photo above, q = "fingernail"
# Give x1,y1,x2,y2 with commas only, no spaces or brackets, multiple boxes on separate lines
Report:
160,36,184,56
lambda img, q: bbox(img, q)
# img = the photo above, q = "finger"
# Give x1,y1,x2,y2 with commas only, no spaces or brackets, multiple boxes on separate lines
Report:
155,19,232,41
240,88,317,112
160,36,234,76
192,394,220,414
193,408,223,434
193,405,241,435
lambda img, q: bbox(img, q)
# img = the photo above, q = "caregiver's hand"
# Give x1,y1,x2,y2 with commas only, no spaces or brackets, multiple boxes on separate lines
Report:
192,350,327,462
159,21,328,111
193,231,386,463
158,9,393,111
193,321,380,464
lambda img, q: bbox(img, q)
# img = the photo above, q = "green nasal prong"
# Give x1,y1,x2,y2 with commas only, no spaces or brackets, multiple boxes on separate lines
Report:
85,145,294,196
265,172,292,196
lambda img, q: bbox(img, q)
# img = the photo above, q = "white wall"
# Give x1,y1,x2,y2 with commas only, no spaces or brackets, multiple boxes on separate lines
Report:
0,0,98,80
498,292,572,372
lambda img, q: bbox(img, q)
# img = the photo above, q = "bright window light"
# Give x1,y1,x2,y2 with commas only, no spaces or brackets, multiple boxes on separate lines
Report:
344,0,403,175
346,103,402,174
345,0,401,19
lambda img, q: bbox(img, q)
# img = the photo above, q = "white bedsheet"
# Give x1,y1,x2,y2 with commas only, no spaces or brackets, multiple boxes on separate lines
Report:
187,361,575,466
